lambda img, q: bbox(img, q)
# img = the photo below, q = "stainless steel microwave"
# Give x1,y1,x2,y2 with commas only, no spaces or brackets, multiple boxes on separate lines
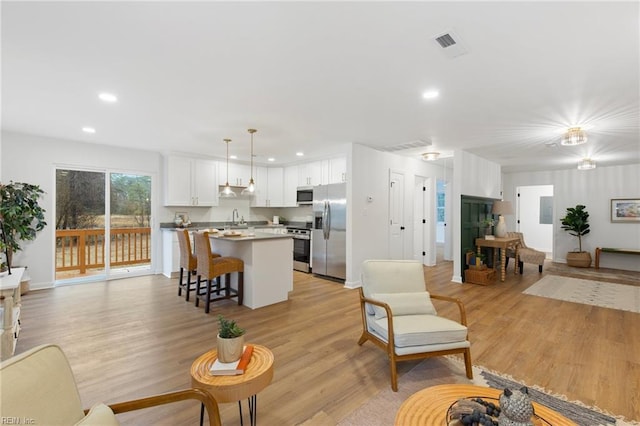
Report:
296,187,313,205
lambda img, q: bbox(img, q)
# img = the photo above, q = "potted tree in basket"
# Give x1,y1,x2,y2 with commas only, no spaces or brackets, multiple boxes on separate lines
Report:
217,315,246,362
0,182,47,283
560,204,591,267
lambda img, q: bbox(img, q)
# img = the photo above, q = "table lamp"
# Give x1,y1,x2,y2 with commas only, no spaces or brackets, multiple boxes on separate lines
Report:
492,200,513,238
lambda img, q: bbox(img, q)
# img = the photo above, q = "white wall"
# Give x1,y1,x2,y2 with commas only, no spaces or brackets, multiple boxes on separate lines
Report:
1,131,164,288
503,164,640,271
348,143,444,287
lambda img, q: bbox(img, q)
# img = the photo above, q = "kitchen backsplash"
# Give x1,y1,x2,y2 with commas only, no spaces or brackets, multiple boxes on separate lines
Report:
160,197,312,226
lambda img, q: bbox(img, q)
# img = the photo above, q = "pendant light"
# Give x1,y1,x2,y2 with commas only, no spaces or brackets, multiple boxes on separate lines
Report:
241,129,257,196
219,138,237,198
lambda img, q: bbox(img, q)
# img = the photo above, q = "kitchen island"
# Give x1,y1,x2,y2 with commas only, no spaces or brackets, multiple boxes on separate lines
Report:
208,231,293,309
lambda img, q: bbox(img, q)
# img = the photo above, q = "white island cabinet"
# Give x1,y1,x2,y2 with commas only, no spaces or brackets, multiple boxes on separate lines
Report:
209,233,293,309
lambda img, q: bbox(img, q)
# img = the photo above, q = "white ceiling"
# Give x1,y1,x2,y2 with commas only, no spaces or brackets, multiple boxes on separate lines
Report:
2,1,639,172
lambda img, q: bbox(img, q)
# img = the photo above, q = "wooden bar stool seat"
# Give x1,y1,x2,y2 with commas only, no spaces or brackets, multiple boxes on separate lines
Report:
193,231,244,313
177,229,220,302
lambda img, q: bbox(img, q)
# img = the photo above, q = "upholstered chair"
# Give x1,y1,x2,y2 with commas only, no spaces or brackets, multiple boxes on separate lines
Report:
357,260,473,391
505,231,546,273
193,231,244,313
0,344,221,425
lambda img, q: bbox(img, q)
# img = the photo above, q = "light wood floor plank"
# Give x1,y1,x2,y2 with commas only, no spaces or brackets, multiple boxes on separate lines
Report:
14,261,640,425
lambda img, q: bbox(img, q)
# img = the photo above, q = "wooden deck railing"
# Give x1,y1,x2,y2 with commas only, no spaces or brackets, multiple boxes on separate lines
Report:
56,227,151,273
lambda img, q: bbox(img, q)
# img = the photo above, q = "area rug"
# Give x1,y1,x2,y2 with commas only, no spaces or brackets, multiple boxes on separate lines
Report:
337,356,636,426
523,275,640,314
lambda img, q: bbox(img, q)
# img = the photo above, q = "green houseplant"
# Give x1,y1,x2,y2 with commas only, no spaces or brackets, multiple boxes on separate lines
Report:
560,204,591,267
217,315,246,362
0,181,47,271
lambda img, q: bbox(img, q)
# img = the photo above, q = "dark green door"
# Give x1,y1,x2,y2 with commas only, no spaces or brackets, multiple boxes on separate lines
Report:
460,195,497,280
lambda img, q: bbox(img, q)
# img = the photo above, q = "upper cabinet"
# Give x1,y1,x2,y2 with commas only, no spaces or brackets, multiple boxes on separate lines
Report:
328,156,347,183
252,167,284,207
164,156,218,206
283,166,298,207
218,161,251,187
298,161,324,186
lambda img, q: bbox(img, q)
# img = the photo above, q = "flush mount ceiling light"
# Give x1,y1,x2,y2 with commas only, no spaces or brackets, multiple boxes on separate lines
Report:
82,127,96,134
422,152,440,161
577,158,596,170
242,129,257,196
296,152,304,157
219,138,237,198
422,90,439,100
561,127,587,146
98,92,118,103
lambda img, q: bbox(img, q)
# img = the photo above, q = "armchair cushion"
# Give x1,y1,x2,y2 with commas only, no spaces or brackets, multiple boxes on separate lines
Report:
369,314,468,348
370,292,437,319
75,404,119,426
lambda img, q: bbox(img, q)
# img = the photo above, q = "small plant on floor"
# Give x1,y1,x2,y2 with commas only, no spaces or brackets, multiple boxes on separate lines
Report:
217,315,245,338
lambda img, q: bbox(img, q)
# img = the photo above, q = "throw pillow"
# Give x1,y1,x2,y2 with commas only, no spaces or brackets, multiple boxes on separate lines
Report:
370,292,437,319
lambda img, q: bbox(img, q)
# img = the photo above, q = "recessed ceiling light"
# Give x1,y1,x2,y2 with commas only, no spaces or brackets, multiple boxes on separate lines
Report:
422,90,439,100
296,152,304,157
82,127,96,134
230,155,238,160
268,158,275,162
98,92,118,103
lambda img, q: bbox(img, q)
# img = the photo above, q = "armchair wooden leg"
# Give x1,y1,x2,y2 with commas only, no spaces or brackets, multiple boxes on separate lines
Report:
390,358,398,392
357,333,368,346
518,261,524,275
464,349,473,379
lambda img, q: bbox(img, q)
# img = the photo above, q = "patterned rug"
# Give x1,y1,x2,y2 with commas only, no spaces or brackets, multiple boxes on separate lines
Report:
523,275,640,314
335,357,636,426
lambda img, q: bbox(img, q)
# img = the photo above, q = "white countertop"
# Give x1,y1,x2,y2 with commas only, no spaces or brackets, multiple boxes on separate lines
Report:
209,231,291,241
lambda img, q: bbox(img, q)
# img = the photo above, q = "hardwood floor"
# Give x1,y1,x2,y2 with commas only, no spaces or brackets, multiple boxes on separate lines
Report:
15,261,640,425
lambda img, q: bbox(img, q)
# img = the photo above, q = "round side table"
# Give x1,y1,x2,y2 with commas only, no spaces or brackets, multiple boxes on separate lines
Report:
191,344,274,426
395,384,577,425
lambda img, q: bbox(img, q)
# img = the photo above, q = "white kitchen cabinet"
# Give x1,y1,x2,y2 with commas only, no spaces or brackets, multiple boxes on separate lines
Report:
283,165,298,207
328,156,347,183
219,161,251,187
165,156,218,206
252,167,284,207
298,161,323,186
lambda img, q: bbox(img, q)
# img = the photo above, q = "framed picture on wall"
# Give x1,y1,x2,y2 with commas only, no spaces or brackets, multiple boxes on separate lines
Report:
611,198,640,222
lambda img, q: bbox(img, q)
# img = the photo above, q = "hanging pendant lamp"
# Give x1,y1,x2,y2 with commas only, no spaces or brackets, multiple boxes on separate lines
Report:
241,129,257,196
219,138,237,198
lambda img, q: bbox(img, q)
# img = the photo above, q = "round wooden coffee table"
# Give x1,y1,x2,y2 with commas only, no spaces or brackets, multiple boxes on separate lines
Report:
395,384,578,425
191,344,274,426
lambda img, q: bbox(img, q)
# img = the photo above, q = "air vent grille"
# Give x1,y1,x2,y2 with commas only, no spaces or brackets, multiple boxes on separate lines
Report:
435,33,456,48
378,139,431,152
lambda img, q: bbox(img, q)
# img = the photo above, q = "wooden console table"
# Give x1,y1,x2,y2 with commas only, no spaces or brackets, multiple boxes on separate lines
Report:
475,237,520,282
191,344,274,426
395,384,577,425
595,247,640,269
0,268,24,360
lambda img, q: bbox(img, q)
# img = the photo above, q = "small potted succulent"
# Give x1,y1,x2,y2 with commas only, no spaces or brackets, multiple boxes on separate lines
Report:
217,315,246,362
560,204,591,267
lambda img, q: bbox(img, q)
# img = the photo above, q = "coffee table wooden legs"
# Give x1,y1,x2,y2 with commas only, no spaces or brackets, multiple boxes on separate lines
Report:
199,395,259,426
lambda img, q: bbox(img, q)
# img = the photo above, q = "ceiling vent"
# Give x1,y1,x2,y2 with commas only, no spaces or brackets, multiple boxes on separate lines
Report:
433,30,469,59
378,139,432,153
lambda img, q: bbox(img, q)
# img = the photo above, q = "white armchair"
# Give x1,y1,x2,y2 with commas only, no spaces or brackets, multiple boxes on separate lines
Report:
0,344,222,425
357,260,473,391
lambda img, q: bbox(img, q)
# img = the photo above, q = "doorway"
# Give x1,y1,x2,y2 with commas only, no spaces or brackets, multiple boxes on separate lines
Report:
55,168,152,283
516,185,553,258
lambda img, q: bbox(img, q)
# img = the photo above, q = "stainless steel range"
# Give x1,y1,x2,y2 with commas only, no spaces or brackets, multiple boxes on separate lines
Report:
286,223,312,273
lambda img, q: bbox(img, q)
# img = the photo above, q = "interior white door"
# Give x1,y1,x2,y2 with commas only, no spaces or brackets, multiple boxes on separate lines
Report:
413,177,436,266
389,170,405,260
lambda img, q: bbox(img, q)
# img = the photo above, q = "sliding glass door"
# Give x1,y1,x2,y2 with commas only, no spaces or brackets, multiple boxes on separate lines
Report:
55,168,152,283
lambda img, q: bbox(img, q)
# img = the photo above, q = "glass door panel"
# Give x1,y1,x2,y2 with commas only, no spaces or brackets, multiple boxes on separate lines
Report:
55,169,106,281
109,173,152,275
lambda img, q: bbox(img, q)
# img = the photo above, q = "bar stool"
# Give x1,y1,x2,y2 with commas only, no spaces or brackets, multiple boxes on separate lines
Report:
176,229,220,302
193,231,244,313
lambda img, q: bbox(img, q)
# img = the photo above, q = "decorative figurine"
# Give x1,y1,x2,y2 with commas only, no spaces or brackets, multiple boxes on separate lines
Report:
498,387,534,426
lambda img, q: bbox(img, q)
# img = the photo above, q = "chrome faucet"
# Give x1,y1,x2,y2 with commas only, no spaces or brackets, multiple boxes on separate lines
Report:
232,209,239,226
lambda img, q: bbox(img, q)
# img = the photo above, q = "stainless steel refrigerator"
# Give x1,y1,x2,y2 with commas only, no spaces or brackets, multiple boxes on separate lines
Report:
312,183,346,280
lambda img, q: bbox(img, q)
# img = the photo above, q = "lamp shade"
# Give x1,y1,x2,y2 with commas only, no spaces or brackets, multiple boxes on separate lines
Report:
491,201,513,216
